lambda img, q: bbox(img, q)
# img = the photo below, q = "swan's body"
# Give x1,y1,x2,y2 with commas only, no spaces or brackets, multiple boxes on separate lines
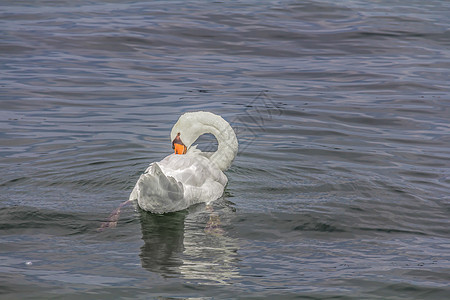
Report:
129,111,238,214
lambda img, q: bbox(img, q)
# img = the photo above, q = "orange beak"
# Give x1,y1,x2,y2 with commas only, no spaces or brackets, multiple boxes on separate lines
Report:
174,143,187,155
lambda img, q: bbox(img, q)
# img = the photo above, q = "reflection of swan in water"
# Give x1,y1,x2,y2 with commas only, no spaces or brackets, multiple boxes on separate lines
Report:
139,210,187,276
139,201,240,284
130,111,238,214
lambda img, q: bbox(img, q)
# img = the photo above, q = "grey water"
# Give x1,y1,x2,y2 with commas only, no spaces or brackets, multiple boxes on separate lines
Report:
1,0,449,298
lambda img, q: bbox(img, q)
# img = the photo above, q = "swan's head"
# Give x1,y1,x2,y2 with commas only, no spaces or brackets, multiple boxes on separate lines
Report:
170,111,213,154
170,111,238,171
172,132,187,155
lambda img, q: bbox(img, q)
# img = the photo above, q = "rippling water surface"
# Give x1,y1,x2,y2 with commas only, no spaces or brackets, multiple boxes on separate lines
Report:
1,0,449,298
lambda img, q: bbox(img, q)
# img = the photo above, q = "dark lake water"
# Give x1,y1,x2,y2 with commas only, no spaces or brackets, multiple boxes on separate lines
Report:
1,0,449,298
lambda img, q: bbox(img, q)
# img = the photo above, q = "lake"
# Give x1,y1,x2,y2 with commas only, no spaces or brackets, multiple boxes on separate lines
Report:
1,0,449,299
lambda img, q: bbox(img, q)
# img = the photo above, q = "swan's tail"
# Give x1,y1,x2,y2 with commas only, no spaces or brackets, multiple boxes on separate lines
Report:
129,163,185,214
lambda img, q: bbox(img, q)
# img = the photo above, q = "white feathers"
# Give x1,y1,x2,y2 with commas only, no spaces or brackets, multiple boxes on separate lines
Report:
171,111,238,171
129,111,238,213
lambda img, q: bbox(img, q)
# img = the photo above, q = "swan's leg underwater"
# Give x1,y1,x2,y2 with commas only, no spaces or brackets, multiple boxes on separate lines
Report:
204,204,224,235
98,199,134,231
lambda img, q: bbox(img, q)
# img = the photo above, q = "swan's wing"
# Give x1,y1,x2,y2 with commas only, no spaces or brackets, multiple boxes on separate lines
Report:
159,153,227,187
130,153,228,213
158,154,228,204
129,163,185,213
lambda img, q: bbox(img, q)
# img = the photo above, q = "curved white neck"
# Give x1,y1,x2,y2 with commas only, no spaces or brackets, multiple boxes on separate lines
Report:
171,112,238,171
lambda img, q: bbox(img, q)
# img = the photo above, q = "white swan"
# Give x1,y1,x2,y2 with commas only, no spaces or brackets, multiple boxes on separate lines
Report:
129,111,238,214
